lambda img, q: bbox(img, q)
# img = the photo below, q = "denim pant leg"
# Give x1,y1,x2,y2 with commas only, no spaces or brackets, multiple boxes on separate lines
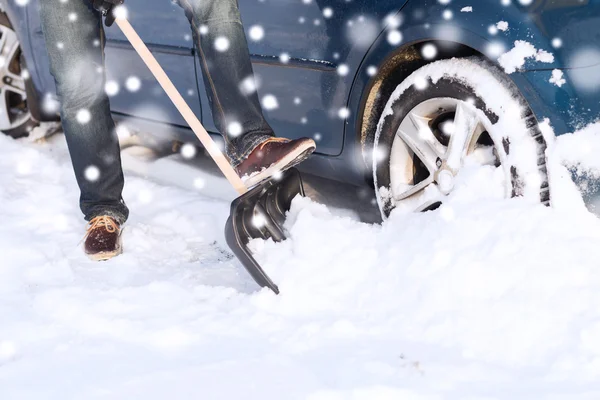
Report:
40,0,129,224
176,0,275,167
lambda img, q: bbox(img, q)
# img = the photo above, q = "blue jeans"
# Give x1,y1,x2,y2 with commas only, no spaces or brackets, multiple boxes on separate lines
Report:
40,0,274,224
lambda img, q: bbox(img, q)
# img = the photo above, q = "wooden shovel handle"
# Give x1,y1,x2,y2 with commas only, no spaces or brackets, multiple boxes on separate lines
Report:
115,17,248,195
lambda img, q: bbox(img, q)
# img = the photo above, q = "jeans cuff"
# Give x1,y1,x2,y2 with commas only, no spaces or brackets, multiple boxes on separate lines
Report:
227,132,274,167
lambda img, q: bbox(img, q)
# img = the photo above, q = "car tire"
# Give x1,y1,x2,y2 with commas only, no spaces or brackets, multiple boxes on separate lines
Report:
0,12,39,138
373,57,550,218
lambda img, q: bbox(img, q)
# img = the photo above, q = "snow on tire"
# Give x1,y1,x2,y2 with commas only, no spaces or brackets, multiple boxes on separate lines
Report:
373,57,550,218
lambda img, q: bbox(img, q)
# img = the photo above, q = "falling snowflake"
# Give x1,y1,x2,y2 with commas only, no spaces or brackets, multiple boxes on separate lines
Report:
84,165,100,182
438,0,451,4
113,5,128,20
421,43,437,59
262,95,279,111
443,10,453,20
249,25,264,42
180,143,197,159
193,177,206,190
56,42,64,50
486,41,505,58
199,25,209,35
518,0,533,5
105,81,120,97
323,8,333,18
125,76,141,92
68,13,77,22
460,6,473,12
42,94,60,114
279,53,291,63
314,133,322,141
76,109,91,124
367,66,378,76
215,37,230,52
414,76,428,90
387,30,402,46
338,108,350,119
239,75,259,95
384,13,402,29
552,38,562,48
337,64,349,76
294,97,302,105
227,121,243,137
15,0,29,6
137,190,153,204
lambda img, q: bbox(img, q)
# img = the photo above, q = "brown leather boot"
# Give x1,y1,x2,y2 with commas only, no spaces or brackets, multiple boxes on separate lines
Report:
83,216,123,261
235,137,316,187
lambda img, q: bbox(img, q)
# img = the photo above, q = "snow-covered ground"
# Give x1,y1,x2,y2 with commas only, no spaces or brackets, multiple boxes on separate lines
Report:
2,123,600,399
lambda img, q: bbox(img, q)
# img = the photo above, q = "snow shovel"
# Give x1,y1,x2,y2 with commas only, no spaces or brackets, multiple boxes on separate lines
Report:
115,17,302,294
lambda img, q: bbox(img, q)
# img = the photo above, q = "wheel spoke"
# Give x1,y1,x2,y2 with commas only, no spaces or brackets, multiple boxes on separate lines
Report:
4,71,26,95
446,102,478,171
0,89,12,129
0,27,8,56
393,179,443,213
1,28,19,64
397,112,443,173
394,175,435,201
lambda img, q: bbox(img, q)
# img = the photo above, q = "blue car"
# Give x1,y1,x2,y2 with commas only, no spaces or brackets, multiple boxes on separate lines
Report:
1,0,598,217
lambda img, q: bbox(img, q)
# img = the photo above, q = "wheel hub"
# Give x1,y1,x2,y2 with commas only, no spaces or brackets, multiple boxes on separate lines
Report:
387,97,495,212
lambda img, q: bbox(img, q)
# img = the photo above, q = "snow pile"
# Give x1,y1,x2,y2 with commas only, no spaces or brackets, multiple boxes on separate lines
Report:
496,21,509,31
550,69,566,87
1,118,600,398
555,123,600,175
498,40,554,73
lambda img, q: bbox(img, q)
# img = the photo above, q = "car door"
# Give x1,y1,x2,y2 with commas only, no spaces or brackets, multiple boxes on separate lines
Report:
102,0,202,127
196,0,402,156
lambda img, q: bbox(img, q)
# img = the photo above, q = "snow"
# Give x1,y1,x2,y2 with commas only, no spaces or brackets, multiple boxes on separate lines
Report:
496,21,509,31
498,41,554,74
461,6,473,12
2,113,600,399
550,69,566,87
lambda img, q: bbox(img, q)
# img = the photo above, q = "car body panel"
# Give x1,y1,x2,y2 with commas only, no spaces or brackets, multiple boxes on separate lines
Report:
1,0,599,186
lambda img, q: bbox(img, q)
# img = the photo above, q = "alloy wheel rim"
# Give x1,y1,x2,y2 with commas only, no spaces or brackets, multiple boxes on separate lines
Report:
388,97,498,212
0,24,30,131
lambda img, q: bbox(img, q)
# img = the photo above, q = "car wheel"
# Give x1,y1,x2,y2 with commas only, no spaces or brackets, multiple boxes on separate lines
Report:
0,12,39,138
373,57,550,218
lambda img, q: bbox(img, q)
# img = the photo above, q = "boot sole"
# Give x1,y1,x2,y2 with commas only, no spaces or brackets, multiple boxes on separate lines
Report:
85,232,123,261
242,141,316,188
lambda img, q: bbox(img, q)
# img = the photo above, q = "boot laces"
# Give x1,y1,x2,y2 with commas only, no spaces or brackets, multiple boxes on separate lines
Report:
85,216,119,239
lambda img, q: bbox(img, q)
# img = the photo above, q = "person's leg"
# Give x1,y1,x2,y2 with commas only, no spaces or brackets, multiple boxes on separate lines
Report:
176,0,275,167
40,0,128,224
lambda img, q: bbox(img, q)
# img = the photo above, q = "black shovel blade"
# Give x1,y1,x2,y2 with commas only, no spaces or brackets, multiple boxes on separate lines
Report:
224,168,305,294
